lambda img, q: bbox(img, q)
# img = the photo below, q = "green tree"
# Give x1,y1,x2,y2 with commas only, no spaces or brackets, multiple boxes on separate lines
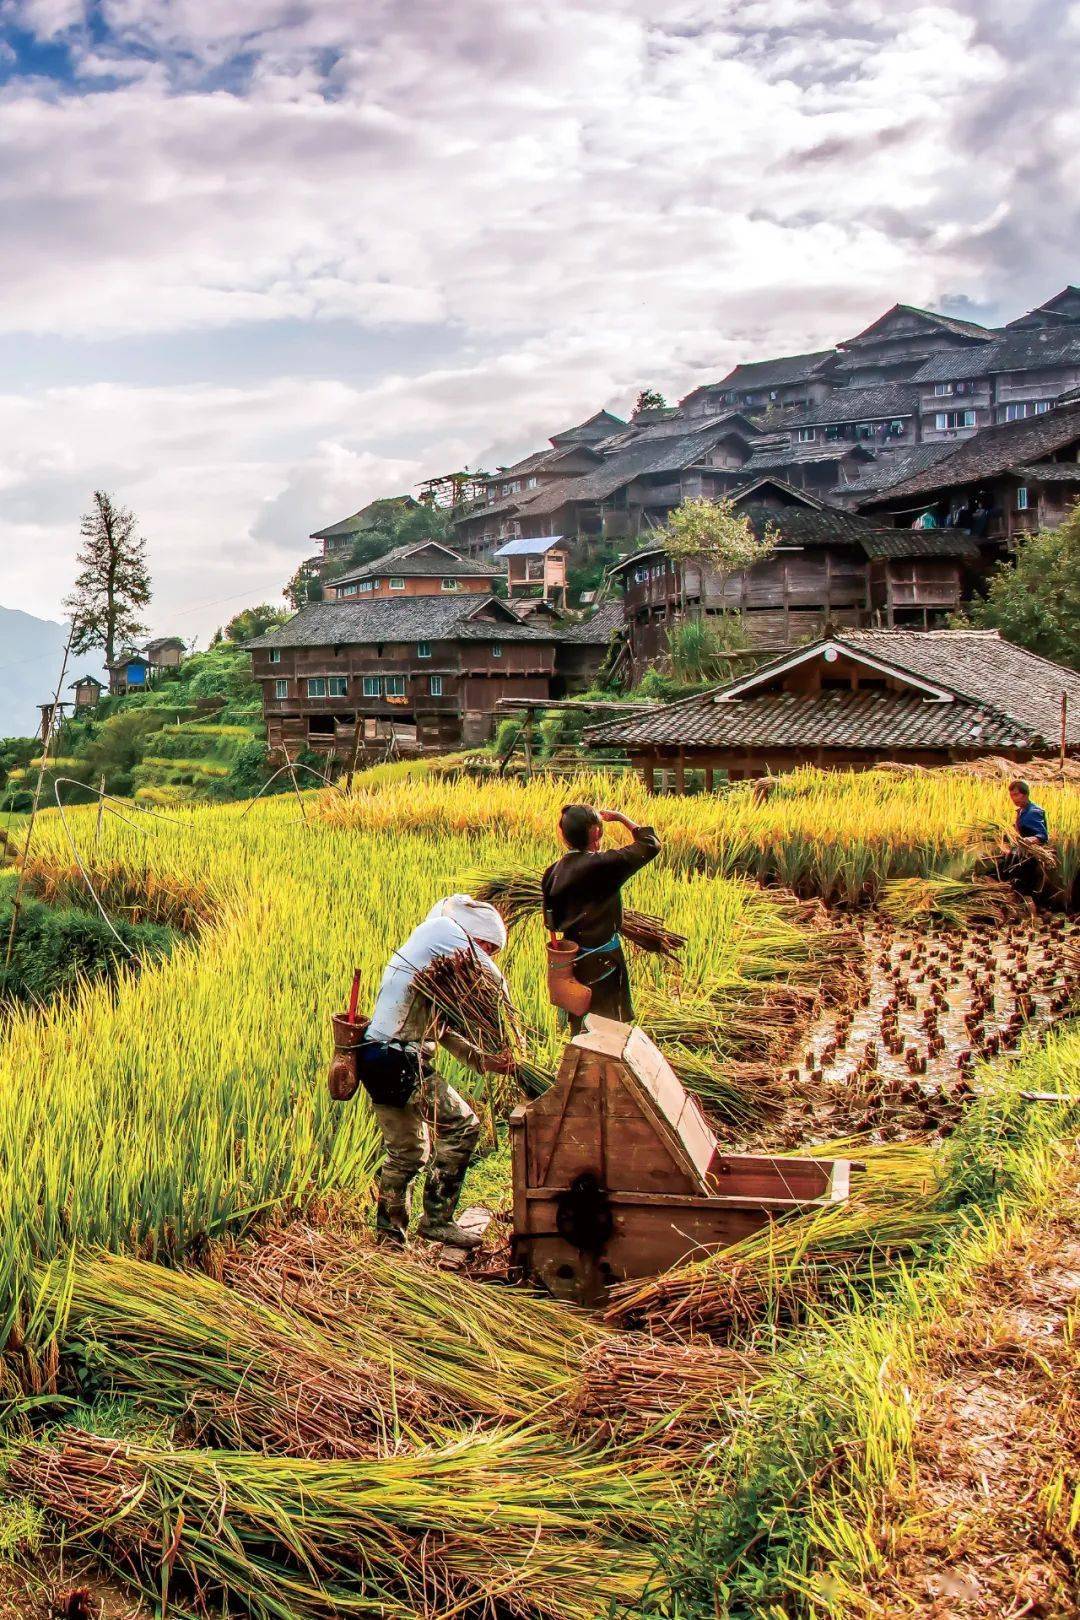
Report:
635,388,668,413
662,497,778,613
968,503,1080,670
666,614,750,684
224,604,290,644
65,492,152,667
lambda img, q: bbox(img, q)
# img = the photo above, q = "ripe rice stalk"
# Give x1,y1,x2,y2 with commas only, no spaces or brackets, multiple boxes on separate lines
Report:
18,853,219,935
220,1222,602,1421
570,1335,766,1444
33,1252,434,1455
662,1045,785,1130
879,874,1026,928
469,867,687,957
605,1195,960,1340
12,1425,672,1620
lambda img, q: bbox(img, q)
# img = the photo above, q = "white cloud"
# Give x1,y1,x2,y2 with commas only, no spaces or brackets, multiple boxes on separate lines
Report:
0,0,1074,643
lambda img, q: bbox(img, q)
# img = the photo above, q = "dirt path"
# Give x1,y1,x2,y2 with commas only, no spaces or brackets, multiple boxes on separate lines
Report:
871,1194,1080,1616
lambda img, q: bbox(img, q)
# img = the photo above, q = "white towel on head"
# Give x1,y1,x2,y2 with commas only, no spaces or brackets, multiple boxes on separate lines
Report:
423,893,508,952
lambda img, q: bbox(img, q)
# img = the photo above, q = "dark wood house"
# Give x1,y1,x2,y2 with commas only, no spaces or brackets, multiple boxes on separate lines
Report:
609,481,977,679
828,305,995,388
584,630,1080,786
859,397,1080,554
69,674,104,712
248,595,615,761
679,350,837,417
310,496,420,564
326,540,498,600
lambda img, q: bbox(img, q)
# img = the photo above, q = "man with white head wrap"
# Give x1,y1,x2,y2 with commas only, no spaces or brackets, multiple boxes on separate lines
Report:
360,895,512,1249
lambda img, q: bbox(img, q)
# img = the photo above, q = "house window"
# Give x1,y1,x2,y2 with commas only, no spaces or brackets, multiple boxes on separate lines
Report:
491,642,503,658
307,678,328,697
1034,400,1052,414
797,427,816,442
933,382,954,396
340,583,358,597
358,580,374,593
634,566,649,583
328,677,348,697
274,678,288,699
362,676,381,697
429,675,443,696
440,578,458,591
935,410,976,430
1016,486,1030,510
385,675,406,696
855,422,875,439
417,641,432,658
1004,403,1028,422
268,650,281,664
526,476,538,488
824,425,841,441
388,577,405,590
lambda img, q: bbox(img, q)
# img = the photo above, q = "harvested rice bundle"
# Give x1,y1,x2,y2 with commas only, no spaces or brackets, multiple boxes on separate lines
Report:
410,947,545,1113
965,819,1060,879
605,1195,958,1340
571,1335,765,1444
37,1252,432,1453
470,868,687,958
879,874,1025,928
641,980,817,1066
221,1222,601,1421
12,1425,672,1620
663,1045,784,1131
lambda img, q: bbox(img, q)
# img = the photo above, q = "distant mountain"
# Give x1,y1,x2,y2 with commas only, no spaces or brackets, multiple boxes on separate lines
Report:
0,606,99,739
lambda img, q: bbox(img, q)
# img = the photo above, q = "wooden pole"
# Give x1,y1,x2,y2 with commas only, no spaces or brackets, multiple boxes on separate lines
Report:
674,751,686,795
94,775,106,845
5,618,77,967
347,715,365,795
281,743,308,824
523,711,534,779
1061,691,1068,777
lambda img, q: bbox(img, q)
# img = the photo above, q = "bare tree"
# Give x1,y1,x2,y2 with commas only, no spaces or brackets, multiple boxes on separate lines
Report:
64,491,152,667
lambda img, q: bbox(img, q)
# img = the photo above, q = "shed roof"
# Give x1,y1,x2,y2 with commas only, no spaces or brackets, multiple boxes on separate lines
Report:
835,443,958,495
495,535,568,557
554,600,623,644
246,595,553,649
331,541,497,585
584,630,1080,752
910,327,1080,383
859,398,1080,506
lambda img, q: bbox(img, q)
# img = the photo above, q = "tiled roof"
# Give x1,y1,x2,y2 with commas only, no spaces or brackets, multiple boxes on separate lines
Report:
517,424,752,515
246,596,552,649
1005,287,1080,330
310,496,416,541
549,409,627,446
1009,463,1080,482
331,542,497,585
609,504,943,569
856,529,979,559
739,442,869,470
836,443,957,495
858,399,1080,505
555,601,623,644
839,304,994,350
709,350,837,391
910,328,1080,383
779,384,919,428
585,690,1031,752
841,630,1080,745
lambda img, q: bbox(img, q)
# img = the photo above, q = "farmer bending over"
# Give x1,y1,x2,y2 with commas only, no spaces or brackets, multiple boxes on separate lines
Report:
999,779,1050,901
360,895,513,1250
542,804,660,1031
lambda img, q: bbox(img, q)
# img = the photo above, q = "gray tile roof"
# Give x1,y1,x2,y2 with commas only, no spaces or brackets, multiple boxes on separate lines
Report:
587,689,1031,752
739,442,869,470
778,384,919,429
1009,462,1080,482
518,424,752,516
706,349,837,392
859,399,1080,505
836,443,958,495
839,304,995,349
246,596,553,649
554,600,623,644
609,503,968,569
856,529,979,560
910,328,1080,383
331,542,498,585
310,496,416,541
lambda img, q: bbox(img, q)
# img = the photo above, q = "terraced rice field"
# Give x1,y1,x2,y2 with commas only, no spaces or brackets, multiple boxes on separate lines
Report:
0,763,1076,1617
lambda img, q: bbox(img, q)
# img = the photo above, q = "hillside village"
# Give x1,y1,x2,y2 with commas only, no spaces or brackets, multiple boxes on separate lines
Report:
249,286,1080,771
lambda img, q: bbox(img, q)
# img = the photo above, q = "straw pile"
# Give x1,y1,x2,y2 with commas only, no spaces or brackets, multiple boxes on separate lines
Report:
410,947,551,1104
879,875,1026,928
470,868,687,958
12,1426,672,1620
571,1335,765,1444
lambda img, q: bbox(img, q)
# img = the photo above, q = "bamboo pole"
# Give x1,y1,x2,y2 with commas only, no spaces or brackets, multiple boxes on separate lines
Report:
5,618,77,967
281,744,308,824
1061,691,1068,778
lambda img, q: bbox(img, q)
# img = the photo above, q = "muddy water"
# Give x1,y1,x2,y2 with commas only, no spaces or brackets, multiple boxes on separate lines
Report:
797,914,1079,1094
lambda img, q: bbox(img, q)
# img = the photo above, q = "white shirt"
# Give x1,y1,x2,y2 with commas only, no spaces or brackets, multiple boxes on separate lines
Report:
366,917,504,1049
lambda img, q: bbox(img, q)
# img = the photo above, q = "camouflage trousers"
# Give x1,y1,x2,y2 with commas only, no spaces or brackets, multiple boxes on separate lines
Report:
371,1062,480,1241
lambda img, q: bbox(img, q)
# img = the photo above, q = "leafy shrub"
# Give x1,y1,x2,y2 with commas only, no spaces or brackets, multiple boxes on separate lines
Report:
0,896,175,1006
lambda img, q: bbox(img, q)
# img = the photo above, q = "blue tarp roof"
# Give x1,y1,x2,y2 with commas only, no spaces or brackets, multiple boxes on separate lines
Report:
494,535,566,556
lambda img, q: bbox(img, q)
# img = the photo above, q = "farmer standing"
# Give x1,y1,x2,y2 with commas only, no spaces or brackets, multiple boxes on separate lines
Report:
359,895,514,1250
998,779,1051,901
541,804,660,1031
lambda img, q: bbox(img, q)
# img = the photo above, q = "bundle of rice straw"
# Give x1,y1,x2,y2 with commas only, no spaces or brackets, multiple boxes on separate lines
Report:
470,868,686,958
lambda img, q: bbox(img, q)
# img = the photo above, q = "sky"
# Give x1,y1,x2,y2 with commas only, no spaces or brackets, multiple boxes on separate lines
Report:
0,0,1076,652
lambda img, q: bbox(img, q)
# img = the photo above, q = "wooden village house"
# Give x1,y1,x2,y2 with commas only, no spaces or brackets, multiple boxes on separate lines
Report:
496,536,569,601
247,595,615,761
584,631,1080,787
609,480,978,680
325,540,499,600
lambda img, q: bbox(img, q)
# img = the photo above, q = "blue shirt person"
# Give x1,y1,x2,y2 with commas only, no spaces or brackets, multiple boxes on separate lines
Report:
1008,780,1048,844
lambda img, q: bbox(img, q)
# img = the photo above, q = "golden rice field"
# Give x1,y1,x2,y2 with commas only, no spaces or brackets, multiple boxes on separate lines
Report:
0,762,1076,1618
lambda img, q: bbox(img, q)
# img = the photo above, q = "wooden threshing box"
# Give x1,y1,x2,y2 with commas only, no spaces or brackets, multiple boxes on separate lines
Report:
510,1017,849,1304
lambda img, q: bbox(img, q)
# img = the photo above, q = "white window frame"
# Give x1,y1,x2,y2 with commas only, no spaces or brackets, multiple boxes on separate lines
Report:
1034,400,1051,415
525,476,538,488
358,580,375,593
268,650,281,664
362,676,381,697
417,641,432,658
440,578,458,591
384,674,406,696
340,583,358,597
274,678,289,699
1016,486,1030,510
429,675,443,696
1004,403,1027,422
797,426,816,442
306,677,328,698
634,566,649,583
491,642,503,658
933,382,954,396
327,676,348,697
388,577,406,590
